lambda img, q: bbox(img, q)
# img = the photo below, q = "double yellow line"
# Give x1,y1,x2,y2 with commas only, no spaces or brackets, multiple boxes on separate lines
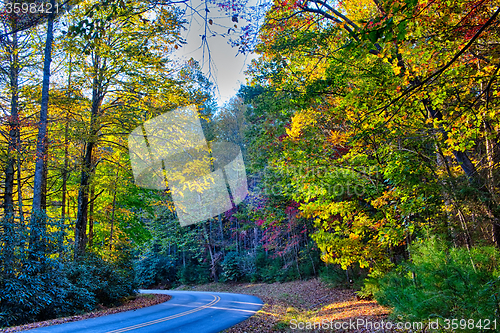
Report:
106,294,221,333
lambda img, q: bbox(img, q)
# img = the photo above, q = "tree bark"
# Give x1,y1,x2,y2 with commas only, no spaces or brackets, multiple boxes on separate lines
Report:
32,0,55,213
424,99,500,247
61,56,72,219
17,151,24,224
483,120,499,198
61,118,69,219
41,154,48,211
88,184,95,248
4,31,19,218
109,172,118,251
74,52,102,259
30,1,55,260
1,28,18,276
203,222,218,282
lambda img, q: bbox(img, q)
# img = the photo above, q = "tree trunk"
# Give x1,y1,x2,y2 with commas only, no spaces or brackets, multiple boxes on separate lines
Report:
30,1,55,260
41,155,48,211
17,152,24,224
484,122,500,244
74,142,92,258
4,31,19,218
109,173,118,251
218,214,223,242
88,184,95,248
203,222,218,282
32,0,55,212
61,119,69,219
236,218,239,252
74,53,102,259
483,120,499,199
61,56,72,219
1,28,18,276
424,99,500,247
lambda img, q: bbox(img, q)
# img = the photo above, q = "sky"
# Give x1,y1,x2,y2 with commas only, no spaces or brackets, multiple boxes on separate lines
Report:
174,1,257,106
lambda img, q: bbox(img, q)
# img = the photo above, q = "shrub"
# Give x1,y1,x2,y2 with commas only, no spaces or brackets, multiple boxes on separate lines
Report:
238,252,258,281
221,252,242,282
252,246,321,283
320,263,368,290
134,251,175,288
0,216,88,327
65,254,135,307
0,257,98,327
374,238,500,328
176,260,211,285
0,214,136,329
255,249,283,282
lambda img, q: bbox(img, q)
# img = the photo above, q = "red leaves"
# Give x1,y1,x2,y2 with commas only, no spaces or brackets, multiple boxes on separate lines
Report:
419,0,494,40
277,133,288,142
275,0,302,11
454,0,493,40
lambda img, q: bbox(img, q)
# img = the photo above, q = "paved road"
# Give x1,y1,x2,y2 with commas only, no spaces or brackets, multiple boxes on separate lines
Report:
26,290,263,333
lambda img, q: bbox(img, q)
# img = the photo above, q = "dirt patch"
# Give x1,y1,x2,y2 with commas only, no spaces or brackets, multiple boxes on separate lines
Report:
178,279,408,332
1,293,172,332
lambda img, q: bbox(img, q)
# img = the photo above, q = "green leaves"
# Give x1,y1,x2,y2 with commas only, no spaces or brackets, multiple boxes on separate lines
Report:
242,0,500,277
375,239,500,323
396,20,407,41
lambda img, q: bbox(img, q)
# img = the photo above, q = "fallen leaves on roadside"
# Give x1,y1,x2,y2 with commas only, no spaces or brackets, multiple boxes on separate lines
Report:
179,279,415,332
1,294,172,333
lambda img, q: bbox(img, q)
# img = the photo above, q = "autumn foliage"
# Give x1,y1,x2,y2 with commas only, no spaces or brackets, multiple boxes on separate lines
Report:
241,0,500,323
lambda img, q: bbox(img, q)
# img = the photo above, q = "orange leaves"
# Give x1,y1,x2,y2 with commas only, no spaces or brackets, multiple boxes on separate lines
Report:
371,190,395,209
327,130,349,146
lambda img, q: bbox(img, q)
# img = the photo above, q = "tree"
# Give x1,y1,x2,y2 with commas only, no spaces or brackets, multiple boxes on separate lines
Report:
242,0,500,274
28,0,57,263
64,0,188,258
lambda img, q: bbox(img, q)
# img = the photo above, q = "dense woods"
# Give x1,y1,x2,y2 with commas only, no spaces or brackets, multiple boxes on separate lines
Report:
0,0,500,330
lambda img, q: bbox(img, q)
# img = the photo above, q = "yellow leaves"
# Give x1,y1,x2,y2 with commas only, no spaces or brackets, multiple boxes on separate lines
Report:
341,0,378,26
349,233,360,240
371,190,395,209
315,235,383,270
327,130,350,146
482,65,496,73
392,63,401,76
286,108,319,140
351,212,371,229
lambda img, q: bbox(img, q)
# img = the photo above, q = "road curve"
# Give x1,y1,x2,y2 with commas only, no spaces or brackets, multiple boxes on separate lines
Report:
25,290,263,333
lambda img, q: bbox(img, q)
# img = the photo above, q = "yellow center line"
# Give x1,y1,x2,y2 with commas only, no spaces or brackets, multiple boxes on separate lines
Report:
105,295,221,333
